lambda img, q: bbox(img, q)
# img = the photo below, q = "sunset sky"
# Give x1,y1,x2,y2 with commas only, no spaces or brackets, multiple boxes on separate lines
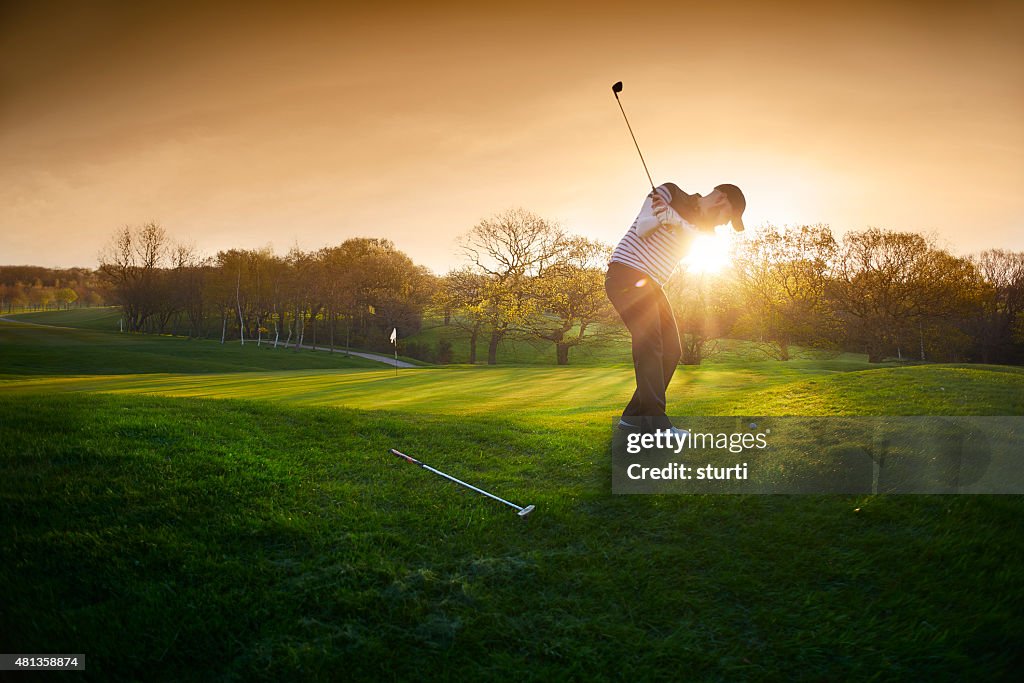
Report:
2,0,1021,272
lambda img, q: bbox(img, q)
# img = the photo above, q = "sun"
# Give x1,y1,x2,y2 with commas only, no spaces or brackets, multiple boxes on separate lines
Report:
682,231,732,274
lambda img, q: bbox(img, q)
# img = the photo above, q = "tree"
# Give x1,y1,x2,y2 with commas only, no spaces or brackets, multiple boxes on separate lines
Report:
664,269,740,365
438,268,489,363
54,287,78,310
148,243,203,334
209,249,253,344
5,286,29,312
967,249,1024,364
325,238,433,351
98,222,173,331
0,266,104,310
829,228,979,362
521,237,617,365
732,225,839,360
460,209,568,364
171,245,211,338
430,272,458,327
257,252,290,349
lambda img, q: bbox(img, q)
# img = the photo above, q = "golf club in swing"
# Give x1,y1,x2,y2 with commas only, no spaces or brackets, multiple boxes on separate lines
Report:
390,449,535,518
612,80,656,193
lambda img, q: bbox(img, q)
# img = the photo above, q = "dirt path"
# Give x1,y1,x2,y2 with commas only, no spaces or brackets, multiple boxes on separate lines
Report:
286,341,419,368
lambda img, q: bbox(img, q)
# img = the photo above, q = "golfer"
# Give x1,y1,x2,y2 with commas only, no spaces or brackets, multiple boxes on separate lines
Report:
606,182,746,433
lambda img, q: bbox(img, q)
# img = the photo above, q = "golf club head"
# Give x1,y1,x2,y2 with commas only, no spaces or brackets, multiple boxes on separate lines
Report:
517,504,535,518
612,81,623,95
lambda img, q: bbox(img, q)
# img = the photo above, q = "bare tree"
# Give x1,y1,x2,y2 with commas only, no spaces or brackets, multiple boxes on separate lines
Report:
98,222,172,331
460,209,569,364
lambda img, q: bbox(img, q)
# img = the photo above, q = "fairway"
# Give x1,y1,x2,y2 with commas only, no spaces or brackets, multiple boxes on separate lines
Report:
0,317,382,375
2,316,1023,680
3,363,1024,422
2,306,123,331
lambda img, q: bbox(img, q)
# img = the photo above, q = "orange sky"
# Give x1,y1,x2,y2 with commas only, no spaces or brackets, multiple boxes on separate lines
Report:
2,0,1022,272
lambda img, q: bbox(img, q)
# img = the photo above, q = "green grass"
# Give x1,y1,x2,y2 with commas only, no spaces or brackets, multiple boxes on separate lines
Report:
3,306,124,331
2,318,1022,680
3,360,1021,423
5,307,875,368
6,308,636,365
2,393,1021,680
409,319,627,365
0,319,383,375
3,307,435,368
407,318,873,367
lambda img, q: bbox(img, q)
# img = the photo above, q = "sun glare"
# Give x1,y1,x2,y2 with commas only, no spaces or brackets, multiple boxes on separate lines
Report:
682,231,732,275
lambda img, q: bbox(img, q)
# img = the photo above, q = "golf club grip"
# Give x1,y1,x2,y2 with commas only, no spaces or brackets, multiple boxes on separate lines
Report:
390,449,420,465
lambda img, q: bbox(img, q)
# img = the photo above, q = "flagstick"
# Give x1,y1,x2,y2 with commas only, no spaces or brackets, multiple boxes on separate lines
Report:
390,327,398,377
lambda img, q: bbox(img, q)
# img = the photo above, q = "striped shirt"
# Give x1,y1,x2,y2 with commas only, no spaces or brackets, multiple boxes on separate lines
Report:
610,183,699,285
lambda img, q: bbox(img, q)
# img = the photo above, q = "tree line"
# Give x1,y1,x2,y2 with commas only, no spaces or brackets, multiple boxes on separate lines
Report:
0,266,107,313
682,226,1024,365
93,214,616,363
92,216,1024,366
97,222,434,352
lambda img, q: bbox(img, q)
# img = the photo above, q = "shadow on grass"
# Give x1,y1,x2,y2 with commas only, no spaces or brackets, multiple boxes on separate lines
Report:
1,393,1021,681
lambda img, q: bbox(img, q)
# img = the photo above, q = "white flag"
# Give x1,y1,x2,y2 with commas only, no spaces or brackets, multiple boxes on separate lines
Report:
390,328,397,344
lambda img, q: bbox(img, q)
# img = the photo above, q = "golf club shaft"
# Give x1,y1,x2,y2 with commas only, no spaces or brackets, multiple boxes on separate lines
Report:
390,449,525,512
613,91,655,193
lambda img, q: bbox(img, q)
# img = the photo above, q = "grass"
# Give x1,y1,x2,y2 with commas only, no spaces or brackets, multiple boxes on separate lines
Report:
8,307,632,365
2,394,1021,681
2,306,124,331
2,307,436,368
407,317,873,367
5,307,878,368
3,360,1021,423
0,319,382,375
1,316,1023,680
409,319,626,365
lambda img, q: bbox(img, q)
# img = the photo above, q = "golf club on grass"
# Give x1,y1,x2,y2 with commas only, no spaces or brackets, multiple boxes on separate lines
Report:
612,80,656,193
390,449,535,518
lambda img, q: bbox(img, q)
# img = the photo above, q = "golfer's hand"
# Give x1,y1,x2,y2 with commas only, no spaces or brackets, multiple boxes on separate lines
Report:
651,193,679,230
651,193,670,224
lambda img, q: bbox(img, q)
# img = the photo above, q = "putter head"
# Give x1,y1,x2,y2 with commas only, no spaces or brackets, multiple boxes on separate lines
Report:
517,505,535,518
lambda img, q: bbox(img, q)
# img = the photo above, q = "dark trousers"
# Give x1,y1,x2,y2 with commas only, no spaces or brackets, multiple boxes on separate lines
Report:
605,262,681,424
